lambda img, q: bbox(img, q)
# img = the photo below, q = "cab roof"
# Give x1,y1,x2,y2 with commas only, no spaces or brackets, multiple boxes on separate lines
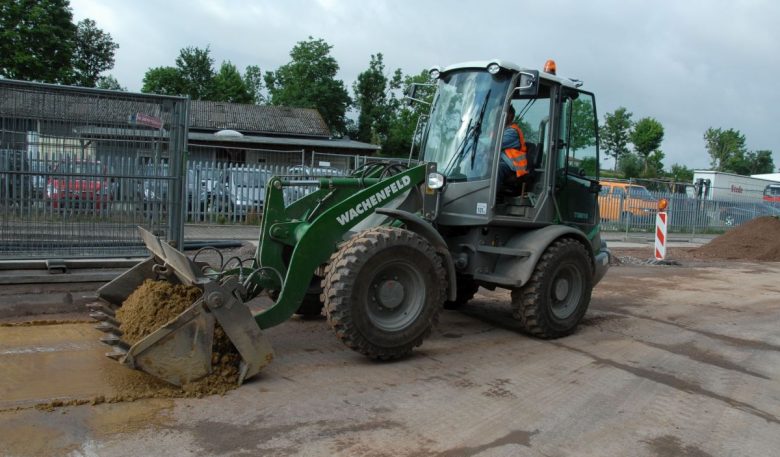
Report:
436,59,580,89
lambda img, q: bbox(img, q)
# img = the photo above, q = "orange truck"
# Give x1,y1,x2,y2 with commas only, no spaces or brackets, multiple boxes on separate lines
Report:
598,181,657,223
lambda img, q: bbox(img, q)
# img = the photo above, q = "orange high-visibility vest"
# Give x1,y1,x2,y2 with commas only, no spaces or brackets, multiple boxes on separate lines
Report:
503,124,528,178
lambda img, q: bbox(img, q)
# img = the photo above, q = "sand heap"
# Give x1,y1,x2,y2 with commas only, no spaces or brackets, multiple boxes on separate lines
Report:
693,216,780,261
114,279,243,397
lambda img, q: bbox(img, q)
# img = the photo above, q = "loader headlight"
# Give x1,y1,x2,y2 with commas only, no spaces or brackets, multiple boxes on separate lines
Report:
487,63,501,75
429,67,441,80
427,172,445,190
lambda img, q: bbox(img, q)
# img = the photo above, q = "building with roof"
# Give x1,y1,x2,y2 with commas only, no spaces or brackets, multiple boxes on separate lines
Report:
0,79,379,169
186,100,379,166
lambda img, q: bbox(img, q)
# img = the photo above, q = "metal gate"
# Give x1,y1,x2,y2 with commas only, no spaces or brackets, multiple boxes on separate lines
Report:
0,80,188,260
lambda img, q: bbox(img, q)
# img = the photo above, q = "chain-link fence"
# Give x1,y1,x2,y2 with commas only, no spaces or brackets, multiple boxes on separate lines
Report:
0,80,188,260
599,178,780,234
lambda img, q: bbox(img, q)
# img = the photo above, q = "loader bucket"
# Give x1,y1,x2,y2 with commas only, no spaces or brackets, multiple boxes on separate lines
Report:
91,227,274,387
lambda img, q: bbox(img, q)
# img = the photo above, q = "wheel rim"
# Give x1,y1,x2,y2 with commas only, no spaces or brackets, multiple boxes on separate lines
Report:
365,259,426,332
549,263,583,320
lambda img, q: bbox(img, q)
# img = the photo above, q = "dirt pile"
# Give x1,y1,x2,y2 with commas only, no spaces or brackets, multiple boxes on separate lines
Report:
116,280,201,344
111,279,243,399
693,216,780,261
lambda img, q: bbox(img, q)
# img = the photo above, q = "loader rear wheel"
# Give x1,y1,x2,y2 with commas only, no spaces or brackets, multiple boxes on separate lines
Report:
511,238,593,339
323,227,446,360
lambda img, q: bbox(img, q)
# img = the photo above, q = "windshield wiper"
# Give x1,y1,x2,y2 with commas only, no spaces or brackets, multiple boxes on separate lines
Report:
443,90,491,175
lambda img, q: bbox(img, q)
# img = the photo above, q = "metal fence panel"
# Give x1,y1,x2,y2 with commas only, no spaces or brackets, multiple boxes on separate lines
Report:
598,188,780,235
0,80,188,260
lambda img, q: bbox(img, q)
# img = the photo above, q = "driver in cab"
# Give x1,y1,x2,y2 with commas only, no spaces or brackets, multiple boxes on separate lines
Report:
499,104,529,194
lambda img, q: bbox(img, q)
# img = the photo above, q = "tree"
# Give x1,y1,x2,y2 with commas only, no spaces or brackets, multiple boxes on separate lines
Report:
669,164,694,183
630,117,664,173
704,127,746,171
174,46,215,100
265,37,351,135
71,18,119,87
618,153,643,179
643,150,665,178
141,46,264,104
742,150,774,175
243,65,265,104
570,98,597,154
142,66,186,96
599,108,633,171
384,70,435,157
212,62,253,103
0,0,76,83
0,0,117,86
96,75,125,91
353,53,391,145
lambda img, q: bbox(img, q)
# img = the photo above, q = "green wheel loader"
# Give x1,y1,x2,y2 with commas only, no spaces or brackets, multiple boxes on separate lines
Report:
91,60,610,386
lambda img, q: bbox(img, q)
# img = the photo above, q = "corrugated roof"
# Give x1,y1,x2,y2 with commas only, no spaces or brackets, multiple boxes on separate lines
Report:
72,126,381,152
190,101,331,138
0,80,333,138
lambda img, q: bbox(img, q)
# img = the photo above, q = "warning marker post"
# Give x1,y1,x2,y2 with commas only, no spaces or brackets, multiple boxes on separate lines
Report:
654,198,669,260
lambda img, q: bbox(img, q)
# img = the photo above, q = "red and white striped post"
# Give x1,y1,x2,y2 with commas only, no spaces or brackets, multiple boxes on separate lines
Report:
654,198,669,260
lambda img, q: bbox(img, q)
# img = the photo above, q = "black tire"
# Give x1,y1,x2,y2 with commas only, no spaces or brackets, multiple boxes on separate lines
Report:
322,227,446,360
443,276,479,310
511,238,593,339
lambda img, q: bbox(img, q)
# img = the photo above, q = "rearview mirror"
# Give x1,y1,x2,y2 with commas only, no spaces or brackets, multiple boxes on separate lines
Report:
514,70,539,97
403,83,434,106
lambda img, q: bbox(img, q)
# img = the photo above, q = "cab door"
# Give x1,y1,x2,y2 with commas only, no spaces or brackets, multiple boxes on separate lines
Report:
553,88,600,233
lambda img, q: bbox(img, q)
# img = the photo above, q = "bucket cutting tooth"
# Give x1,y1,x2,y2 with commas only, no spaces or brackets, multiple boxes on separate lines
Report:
93,227,275,386
94,321,123,335
100,333,130,351
106,348,128,360
89,311,119,327
87,302,117,317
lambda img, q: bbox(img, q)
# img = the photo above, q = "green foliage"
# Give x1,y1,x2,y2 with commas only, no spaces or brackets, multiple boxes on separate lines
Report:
669,163,694,183
570,98,597,153
96,74,125,91
618,153,643,179
383,70,435,157
175,46,215,100
642,150,665,178
264,37,351,135
141,46,263,104
71,18,118,87
599,107,633,170
142,66,186,96
243,65,265,104
353,53,391,145
0,0,117,86
704,127,746,171
734,149,774,175
630,117,664,173
212,62,253,103
703,127,773,175
579,157,598,177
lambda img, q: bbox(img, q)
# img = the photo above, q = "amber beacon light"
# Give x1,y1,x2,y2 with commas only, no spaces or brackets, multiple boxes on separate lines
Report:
544,59,557,75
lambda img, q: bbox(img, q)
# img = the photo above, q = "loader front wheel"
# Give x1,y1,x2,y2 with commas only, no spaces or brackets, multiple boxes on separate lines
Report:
511,238,593,339
323,227,446,360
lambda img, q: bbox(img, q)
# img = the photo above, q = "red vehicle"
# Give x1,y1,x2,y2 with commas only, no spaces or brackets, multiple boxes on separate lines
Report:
763,184,780,203
45,160,112,211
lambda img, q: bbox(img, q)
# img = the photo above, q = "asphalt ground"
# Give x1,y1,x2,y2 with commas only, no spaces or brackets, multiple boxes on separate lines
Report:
1,253,779,456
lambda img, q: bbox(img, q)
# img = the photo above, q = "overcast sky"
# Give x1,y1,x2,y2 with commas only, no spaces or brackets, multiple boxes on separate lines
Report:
70,0,779,171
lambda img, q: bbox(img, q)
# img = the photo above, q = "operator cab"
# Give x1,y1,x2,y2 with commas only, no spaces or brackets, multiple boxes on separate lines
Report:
418,60,601,234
